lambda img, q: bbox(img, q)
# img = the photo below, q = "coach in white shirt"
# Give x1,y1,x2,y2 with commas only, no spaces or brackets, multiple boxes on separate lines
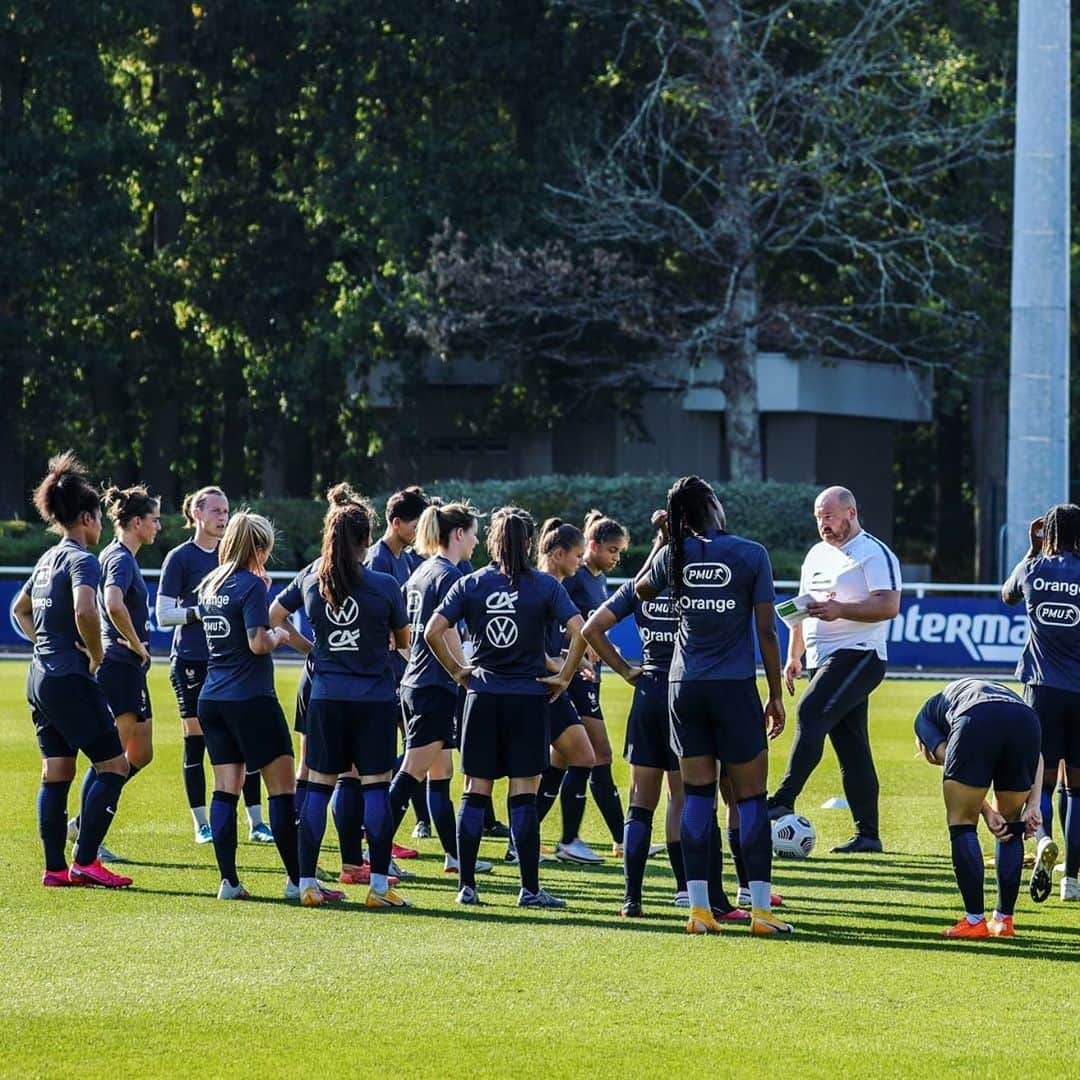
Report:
767,486,901,853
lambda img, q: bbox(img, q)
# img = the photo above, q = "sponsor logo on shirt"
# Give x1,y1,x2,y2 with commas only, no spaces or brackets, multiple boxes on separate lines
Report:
202,593,231,608
325,597,359,627
641,598,676,622
1032,577,1080,597
683,563,731,588
203,614,230,640
486,615,519,648
485,591,518,613
1034,602,1080,628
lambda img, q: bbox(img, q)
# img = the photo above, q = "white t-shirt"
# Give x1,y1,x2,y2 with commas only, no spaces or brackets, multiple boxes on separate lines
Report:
799,530,901,668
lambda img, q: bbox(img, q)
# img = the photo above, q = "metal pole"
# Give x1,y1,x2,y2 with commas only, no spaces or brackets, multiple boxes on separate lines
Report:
1005,0,1070,570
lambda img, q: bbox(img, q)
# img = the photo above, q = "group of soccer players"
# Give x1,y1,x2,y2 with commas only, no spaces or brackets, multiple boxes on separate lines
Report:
15,451,1079,938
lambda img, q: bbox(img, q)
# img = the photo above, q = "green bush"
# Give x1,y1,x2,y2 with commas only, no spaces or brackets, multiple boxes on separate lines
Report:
0,476,821,575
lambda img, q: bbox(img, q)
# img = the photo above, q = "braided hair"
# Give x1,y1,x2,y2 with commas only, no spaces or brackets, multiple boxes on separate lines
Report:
666,475,724,603
1042,504,1080,557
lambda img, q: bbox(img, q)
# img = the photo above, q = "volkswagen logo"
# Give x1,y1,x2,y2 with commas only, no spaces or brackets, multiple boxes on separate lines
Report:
485,615,519,648
325,596,359,626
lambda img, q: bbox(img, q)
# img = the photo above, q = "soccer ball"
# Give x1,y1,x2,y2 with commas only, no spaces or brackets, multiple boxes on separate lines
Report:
771,814,816,859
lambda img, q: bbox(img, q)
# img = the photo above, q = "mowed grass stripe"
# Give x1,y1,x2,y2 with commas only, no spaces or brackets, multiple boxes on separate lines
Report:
0,661,1077,1079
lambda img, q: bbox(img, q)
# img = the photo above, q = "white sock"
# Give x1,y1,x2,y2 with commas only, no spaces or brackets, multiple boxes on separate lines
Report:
299,876,319,893
750,881,772,911
687,880,710,910
191,807,208,828
246,804,263,827
371,873,389,894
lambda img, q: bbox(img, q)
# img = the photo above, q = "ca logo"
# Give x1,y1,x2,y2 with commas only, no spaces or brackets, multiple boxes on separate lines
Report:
406,589,423,632
485,591,518,613
486,615,519,648
326,596,359,626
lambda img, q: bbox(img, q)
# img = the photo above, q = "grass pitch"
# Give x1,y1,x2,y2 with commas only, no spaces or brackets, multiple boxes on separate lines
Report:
1,659,1077,1078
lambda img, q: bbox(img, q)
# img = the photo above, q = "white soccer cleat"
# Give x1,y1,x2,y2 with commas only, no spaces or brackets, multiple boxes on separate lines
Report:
217,879,250,900
444,854,492,874
673,890,690,909
195,823,213,845
554,838,603,865
1061,877,1080,902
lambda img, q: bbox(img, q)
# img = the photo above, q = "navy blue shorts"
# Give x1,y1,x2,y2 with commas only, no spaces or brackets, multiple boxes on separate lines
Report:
668,678,766,765
306,698,397,776
460,692,549,780
568,672,602,720
944,701,1041,792
625,672,678,771
198,695,293,772
293,662,313,735
549,692,583,744
1023,683,1080,769
169,657,207,719
97,659,151,722
28,670,124,763
401,685,457,750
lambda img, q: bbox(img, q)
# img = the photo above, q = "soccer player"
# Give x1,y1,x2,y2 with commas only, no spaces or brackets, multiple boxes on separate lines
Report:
425,507,588,908
768,486,901,853
565,510,629,854
391,501,492,877
13,452,132,888
914,679,1043,937
1002,505,1080,902
636,476,791,936
195,511,317,901
535,519,598,864
287,485,411,908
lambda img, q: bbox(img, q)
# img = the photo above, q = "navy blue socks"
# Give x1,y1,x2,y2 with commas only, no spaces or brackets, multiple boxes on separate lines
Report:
949,823,984,917
38,780,71,872
333,777,365,867
994,822,1026,916
536,765,566,825
707,819,732,911
1040,789,1054,840
681,782,716,910
182,735,207,810
457,792,489,889
268,793,299,885
559,766,590,844
210,790,240,886
389,771,422,832
1067,787,1080,877
298,781,333,880
726,826,748,889
666,840,687,892
509,793,541,894
295,777,310,822
361,781,393,877
75,770,125,866
427,778,457,857
589,763,625,844
623,805,653,902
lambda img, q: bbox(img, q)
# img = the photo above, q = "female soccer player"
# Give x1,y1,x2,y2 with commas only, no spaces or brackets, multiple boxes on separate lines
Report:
158,487,270,845
636,476,791,935
390,501,493,877
425,507,588,908
534,519,598,864
565,510,629,853
13,452,132,888
291,485,411,908
914,679,1042,937
196,511,320,901
1002,506,1080,903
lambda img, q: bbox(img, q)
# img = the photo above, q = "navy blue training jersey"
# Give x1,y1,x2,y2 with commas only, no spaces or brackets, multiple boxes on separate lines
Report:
402,555,462,692
914,678,1027,750
97,540,151,667
646,530,775,682
299,562,408,701
365,539,415,586
436,564,579,696
198,570,275,701
605,579,676,675
23,539,101,679
1005,553,1080,692
565,565,610,621
159,539,219,661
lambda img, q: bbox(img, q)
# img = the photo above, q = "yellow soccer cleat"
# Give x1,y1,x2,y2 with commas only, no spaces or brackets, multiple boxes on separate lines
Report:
365,887,411,910
686,906,724,935
300,883,325,908
750,908,794,936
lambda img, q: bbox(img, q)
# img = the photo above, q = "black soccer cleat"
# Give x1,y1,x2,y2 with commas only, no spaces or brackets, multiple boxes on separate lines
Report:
830,835,884,854
483,820,511,839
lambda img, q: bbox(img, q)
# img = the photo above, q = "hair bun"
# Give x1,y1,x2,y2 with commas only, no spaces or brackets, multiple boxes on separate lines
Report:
327,482,355,507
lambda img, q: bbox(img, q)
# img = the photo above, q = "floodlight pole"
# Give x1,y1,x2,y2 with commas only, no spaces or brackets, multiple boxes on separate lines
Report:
1004,0,1071,573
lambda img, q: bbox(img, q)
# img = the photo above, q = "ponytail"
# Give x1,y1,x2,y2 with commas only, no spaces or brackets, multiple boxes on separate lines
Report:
538,517,585,570
318,483,375,609
666,476,720,603
198,511,276,601
102,484,159,529
31,451,101,532
414,501,480,558
182,485,226,528
584,509,628,547
488,506,535,585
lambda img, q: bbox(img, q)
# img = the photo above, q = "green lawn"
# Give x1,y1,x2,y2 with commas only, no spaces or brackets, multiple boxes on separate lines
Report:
1,659,1077,1078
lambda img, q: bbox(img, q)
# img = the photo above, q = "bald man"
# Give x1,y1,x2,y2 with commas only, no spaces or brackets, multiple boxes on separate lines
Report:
768,486,901,853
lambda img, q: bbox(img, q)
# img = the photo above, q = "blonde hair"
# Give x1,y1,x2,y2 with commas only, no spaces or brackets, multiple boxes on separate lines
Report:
198,510,275,601
414,501,480,558
182,486,227,528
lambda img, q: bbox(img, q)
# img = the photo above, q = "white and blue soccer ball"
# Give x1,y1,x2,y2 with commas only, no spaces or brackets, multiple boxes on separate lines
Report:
771,814,816,859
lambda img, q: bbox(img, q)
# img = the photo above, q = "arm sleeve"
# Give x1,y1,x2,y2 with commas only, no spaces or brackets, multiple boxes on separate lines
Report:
1002,560,1028,604
242,580,271,631
156,593,190,627
863,543,901,592
604,581,635,622
913,695,949,749
552,580,580,626
435,577,467,626
71,552,101,591
753,546,776,605
646,548,670,593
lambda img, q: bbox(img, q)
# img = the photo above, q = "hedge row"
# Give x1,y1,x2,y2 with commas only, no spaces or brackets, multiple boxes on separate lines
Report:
0,475,820,579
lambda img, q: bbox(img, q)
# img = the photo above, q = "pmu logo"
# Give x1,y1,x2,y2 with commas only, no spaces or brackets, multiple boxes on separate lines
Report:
203,614,229,640
485,591,518,613
325,596,359,627
1035,602,1080,628
641,597,676,623
486,615,519,648
683,563,731,588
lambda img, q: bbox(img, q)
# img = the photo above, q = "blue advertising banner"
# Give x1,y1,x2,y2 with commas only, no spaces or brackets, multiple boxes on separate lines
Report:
3,577,1027,672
